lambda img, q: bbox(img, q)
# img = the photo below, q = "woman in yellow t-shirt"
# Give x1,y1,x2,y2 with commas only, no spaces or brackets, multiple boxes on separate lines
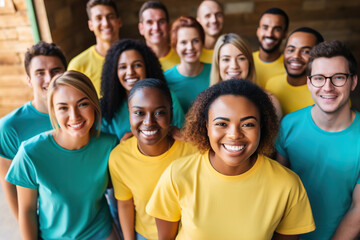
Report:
109,78,197,240
147,79,315,240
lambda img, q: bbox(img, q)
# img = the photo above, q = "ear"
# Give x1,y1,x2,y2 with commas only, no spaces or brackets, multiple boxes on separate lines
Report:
27,75,32,88
88,20,94,32
138,22,144,36
117,17,123,29
351,75,358,91
306,76,311,90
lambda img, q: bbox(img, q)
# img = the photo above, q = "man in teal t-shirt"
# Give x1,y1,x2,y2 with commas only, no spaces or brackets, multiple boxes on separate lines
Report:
0,42,66,219
276,41,360,239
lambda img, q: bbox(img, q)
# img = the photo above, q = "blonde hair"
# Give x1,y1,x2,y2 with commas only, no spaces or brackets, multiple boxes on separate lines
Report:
210,33,256,85
47,70,101,137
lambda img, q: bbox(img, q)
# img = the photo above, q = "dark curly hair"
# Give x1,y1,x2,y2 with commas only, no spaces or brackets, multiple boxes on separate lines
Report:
100,39,166,121
182,79,278,157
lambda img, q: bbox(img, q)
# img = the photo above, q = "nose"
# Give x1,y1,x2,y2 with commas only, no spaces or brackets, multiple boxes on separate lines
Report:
322,77,335,91
227,124,243,139
230,58,240,69
69,107,80,121
102,16,110,27
44,72,52,84
153,21,160,31
265,27,274,37
209,14,217,23
143,112,154,126
126,65,135,75
186,41,194,50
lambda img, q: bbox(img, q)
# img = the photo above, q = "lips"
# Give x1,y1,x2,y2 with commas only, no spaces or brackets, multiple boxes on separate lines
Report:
287,60,305,70
125,77,139,83
223,144,245,152
226,71,242,78
141,129,159,136
68,121,85,130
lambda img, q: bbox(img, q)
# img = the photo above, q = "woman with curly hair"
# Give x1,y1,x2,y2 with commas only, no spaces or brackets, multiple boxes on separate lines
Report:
100,39,184,141
146,79,315,240
210,33,282,119
164,16,210,113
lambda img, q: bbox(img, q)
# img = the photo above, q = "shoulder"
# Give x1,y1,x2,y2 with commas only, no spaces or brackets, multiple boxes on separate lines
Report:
168,151,203,176
265,73,286,90
21,132,52,153
68,46,95,69
202,63,212,71
94,132,118,146
281,107,309,126
164,65,178,75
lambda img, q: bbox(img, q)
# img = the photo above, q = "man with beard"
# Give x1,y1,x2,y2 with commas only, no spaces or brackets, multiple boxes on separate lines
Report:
265,27,323,116
196,0,224,63
253,8,288,88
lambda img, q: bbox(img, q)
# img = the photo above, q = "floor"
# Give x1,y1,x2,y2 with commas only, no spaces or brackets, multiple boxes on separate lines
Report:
0,188,21,239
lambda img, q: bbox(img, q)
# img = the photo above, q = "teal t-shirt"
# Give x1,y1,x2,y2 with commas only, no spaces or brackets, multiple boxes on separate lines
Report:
0,101,52,159
6,132,117,240
276,106,360,240
164,63,211,113
101,91,185,140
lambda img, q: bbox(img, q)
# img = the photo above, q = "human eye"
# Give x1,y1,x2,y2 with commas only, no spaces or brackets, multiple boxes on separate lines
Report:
242,122,255,127
180,40,187,45
215,121,227,127
312,75,324,81
285,47,294,54
57,106,67,111
262,25,268,30
118,64,127,70
193,39,200,44
220,57,230,62
333,74,346,80
79,101,89,107
134,62,144,68
35,71,45,77
154,110,166,116
274,26,283,33
238,56,247,61
302,49,311,55
107,14,116,20
134,110,144,116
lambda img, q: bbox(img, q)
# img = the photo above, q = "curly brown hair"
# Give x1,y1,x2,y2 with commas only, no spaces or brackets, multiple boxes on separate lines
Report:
182,79,279,157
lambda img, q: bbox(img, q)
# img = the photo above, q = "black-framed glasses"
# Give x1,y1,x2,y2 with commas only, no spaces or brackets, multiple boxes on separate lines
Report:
308,73,352,88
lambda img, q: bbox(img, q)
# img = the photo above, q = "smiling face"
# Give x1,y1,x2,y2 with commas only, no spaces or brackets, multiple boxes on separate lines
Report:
139,8,169,46
88,4,122,44
207,95,261,176
129,87,172,155
53,85,95,142
176,27,203,64
118,49,147,94
284,32,317,79
196,0,224,38
219,43,249,81
256,14,287,53
307,56,358,116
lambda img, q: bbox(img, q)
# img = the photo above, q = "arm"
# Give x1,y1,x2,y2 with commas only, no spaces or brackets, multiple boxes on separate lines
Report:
117,198,135,240
0,156,18,220
273,232,299,240
276,152,290,168
331,183,360,240
155,218,179,240
17,186,38,240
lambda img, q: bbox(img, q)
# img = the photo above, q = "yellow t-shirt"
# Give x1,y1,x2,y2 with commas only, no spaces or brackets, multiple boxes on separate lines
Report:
253,50,285,88
109,137,198,239
159,48,180,72
68,45,104,98
265,73,314,116
200,48,214,64
147,151,315,240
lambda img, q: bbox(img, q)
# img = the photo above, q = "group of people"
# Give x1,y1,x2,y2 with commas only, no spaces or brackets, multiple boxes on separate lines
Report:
0,0,359,239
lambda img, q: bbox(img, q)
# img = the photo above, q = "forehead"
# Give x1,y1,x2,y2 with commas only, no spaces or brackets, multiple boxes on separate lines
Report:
29,55,64,71
286,32,317,48
142,8,167,21
130,87,169,106
90,4,116,18
53,85,86,102
119,49,144,63
177,27,200,39
198,1,222,16
209,94,260,117
220,43,243,55
259,13,285,27
311,56,349,75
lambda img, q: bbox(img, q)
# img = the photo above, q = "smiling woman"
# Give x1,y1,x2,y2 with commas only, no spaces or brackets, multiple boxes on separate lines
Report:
146,79,315,240
6,71,119,240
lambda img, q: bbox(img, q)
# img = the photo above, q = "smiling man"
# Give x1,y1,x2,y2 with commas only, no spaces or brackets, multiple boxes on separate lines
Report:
265,27,323,116
68,0,122,97
0,41,66,220
276,40,360,239
253,8,288,88
196,0,224,63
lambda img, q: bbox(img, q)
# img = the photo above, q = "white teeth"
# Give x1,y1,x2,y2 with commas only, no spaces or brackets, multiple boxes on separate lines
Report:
142,130,158,136
70,122,84,128
126,78,138,83
264,39,274,44
227,72,241,77
321,95,336,99
223,144,245,151
290,62,302,67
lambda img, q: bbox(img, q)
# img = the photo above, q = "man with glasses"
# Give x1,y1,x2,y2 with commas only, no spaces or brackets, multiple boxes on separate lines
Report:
276,40,360,239
265,27,323,116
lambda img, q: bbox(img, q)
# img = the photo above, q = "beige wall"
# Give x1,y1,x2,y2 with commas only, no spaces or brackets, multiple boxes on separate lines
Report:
1,0,360,117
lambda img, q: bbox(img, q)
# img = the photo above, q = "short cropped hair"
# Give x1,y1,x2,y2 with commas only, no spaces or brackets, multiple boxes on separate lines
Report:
210,33,256,85
182,79,278,156
170,16,205,50
48,70,101,137
260,8,289,32
139,1,169,22
24,41,67,77
196,0,223,17
307,40,358,76
285,27,324,46
86,0,118,19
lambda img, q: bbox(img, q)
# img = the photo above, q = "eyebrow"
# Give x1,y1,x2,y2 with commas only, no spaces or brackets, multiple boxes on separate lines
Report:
131,105,167,110
287,45,312,49
213,116,258,122
56,97,88,105
118,60,144,66
220,53,245,57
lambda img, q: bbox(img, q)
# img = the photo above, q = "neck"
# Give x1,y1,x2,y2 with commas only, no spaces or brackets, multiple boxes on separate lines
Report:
137,136,174,156
52,130,91,150
311,105,355,132
95,39,117,57
286,75,307,86
259,48,281,62
177,61,203,76
31,98,48,114
204,36,217,49
147,42,170,58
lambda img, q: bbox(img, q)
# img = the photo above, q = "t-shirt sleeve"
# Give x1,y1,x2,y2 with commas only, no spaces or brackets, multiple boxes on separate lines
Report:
5,144,38,189
0,119,19,159
108,151,132,201
170,91,185,128
146,164,181,222
67,57,82,71
275,175,315,235
275,121,288,159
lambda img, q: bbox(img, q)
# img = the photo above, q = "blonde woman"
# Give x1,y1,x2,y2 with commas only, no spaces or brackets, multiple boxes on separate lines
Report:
210,33,282,119
6,71,118,240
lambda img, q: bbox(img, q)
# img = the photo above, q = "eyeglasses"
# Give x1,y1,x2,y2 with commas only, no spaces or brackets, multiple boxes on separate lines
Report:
308,73,352,88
